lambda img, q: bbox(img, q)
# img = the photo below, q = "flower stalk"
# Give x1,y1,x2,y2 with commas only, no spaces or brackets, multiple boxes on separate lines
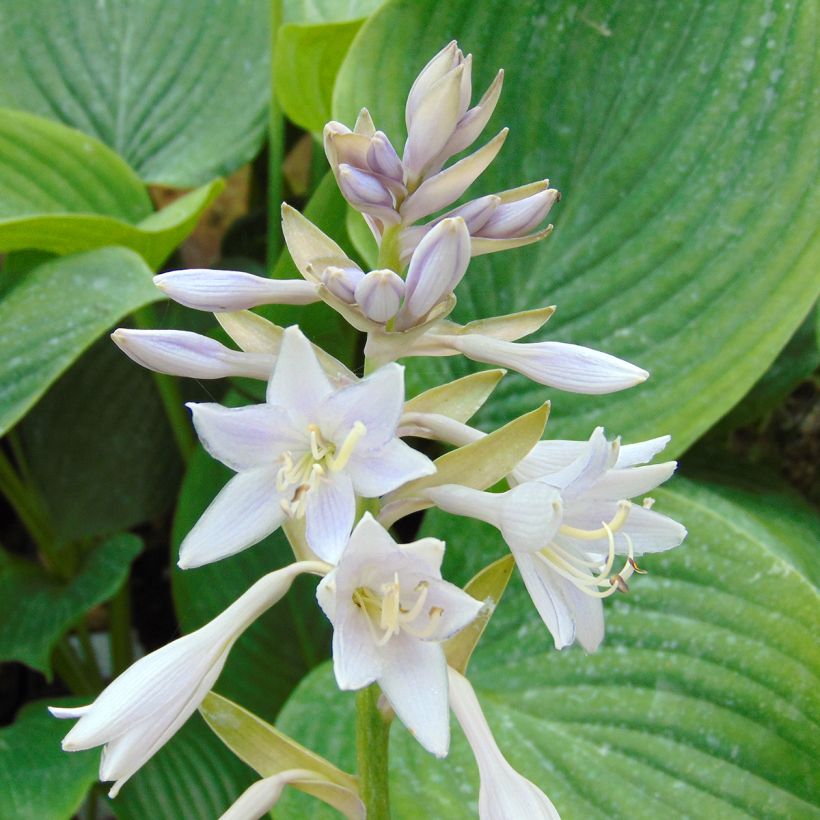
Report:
356,684,392,820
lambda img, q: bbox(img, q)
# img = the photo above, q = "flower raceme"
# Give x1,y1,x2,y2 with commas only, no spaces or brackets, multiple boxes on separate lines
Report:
50,561,329,797
317,514,485,756
179,326,434,567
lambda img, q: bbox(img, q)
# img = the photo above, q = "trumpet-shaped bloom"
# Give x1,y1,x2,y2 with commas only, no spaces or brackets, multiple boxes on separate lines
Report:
179,327,435,567
448,668,560,819
316,514,484,756
51,562,327,798
427,428,686,651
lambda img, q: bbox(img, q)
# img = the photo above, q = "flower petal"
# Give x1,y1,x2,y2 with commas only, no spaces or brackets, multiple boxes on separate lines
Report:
266,327,333,427
305,471,356,563
514,552,577,650
378,636,450,756
188,402,302,472
400,537,445,575
346,438,435,498
328,602,383,690
318,363,405,448
587,461,677,500
616,435,671,467
178,468,286,568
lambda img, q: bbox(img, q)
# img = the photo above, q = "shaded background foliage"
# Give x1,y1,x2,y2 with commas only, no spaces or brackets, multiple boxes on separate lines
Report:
0,0,817,818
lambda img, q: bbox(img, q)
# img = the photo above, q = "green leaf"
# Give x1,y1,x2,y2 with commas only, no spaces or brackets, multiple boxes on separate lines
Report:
17,337,182,545
171,397,331,724
275,20,364,133
0,697,99,820
0,247,161,436
283,0,386,23
334,0,820,456
0,109,223,268
276,475,820,817
109,713,255,819
0,2,270,187
0,533,142,675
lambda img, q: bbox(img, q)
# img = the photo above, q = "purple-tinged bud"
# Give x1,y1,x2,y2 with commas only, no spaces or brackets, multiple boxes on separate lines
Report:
405,41,461,128
321,264,366,302
401,129,508,224
325,130,371,174
477,188,559,239
111,329,275,380
354,269,405,323
367,131,404,183
403,64,467,182
396,217,471,330
337,164,400,224
154,269,320,312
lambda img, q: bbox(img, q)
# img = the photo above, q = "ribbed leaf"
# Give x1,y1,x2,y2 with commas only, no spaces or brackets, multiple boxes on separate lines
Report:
0,247,161,436
0,1,269,186
275,476,820,817
0,108,222,268
18,338,182,544
334,0,819,456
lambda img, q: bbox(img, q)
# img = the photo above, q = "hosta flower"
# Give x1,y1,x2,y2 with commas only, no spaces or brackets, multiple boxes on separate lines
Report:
448,668,560,819
427,427,686,651
179,326,434,567
316,514,484,755
51,561,327,797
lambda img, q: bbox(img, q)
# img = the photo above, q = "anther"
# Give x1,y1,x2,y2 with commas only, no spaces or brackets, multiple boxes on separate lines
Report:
628,557,647,574
610,575,629,594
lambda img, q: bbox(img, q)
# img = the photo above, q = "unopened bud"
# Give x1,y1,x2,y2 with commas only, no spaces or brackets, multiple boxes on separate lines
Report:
354,269,405,323
478,188,559,239
367,131,404,183
321,264,365,302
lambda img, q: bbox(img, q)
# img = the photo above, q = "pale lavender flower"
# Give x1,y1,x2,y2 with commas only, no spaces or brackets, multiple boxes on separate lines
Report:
448,668,560,819
179,327,434,567
317,514,484,756
51,562,327,798
427,428,685,651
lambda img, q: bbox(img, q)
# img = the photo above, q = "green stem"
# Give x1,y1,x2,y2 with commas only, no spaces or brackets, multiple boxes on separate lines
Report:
109,580,133,676
267,0,284,271
377,225,403,272
0,447,58,566
52,639,99,697
75,622,105,690
133,305,195,461
356,685,392,819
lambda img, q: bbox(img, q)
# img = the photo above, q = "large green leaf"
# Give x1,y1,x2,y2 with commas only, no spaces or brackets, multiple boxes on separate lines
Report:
109,713,255,819
0,698,99,820
18,338,182,545
276,476,820,817
0,109,222,268
0,1,269,187
0,533,142,675
0,247,161,436
334,0,819,456
171,400,331,725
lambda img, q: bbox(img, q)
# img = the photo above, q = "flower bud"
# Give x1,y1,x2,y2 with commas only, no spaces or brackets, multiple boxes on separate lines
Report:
154,269,320,312
321,264,366,302
396,217,471,330
366,131,404,183
405,41,461,127
337,164,400,224
478,187,559,239
354,269,405,323
111,328,275,380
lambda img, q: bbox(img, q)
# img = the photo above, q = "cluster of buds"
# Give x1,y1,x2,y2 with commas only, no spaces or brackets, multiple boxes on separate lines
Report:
54,42,686,819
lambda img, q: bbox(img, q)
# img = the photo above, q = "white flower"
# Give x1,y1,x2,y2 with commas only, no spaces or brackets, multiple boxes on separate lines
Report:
316,514,484,756
50,561,327,798
179,326,435,567
448,667,560,819
427,428,686,651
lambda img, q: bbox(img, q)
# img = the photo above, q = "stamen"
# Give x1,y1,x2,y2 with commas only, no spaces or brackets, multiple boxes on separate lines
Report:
327,421,367,472
559,500,631,541
402,607,443,638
